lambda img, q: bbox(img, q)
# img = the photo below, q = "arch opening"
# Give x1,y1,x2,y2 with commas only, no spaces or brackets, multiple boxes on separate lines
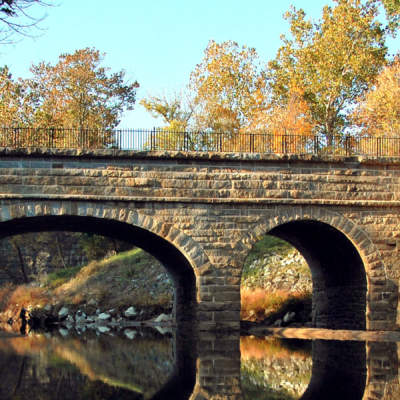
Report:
0,215,197,327
268,220,367,330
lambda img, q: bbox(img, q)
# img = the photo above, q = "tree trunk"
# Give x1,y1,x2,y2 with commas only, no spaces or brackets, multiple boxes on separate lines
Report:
11,239,29,284
55,233,68,269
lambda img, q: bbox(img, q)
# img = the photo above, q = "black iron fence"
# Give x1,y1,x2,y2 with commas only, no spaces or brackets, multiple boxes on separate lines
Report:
0,127,400,157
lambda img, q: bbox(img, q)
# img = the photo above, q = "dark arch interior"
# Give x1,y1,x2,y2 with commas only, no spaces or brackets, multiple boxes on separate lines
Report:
301,340,366,400
269,220,367,329
0,215,197,327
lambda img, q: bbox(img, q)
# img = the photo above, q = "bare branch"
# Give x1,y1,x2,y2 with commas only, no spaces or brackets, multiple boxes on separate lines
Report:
0,0,53,44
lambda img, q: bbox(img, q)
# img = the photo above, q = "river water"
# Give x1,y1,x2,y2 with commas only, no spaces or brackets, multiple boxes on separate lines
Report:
0,327,399,399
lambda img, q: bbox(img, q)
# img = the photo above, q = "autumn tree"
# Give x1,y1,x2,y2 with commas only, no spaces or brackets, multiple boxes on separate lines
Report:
140,92,193,131
267,0,387,144
24,48,139,146
189,40,268,134
0,66,24,126
352,56,400,137
380,0,400,32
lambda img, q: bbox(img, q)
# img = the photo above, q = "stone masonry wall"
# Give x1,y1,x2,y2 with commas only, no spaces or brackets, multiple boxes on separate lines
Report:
0,148,399,330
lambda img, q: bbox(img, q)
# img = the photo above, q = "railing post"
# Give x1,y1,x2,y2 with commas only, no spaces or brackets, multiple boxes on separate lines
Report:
345,135,350,156
376,137,381,157
151,127,155,151
314,136,319,154
250,134,254,153
49,128,54,148
184,131,189,151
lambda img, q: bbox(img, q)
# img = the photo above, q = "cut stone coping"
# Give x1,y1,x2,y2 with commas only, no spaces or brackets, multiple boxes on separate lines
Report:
0,147,400,166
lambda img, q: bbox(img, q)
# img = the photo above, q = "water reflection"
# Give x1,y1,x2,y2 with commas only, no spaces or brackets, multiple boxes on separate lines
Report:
0,330,176,399
241,336,312,399
0,329,399,399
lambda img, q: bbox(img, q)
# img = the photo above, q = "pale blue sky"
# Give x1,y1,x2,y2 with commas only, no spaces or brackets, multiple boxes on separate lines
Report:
1,0,398,128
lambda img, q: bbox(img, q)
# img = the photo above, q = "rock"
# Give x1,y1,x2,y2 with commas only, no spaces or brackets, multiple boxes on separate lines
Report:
124,329,137,340
58,307,69,318
98,312,111,320
123,306,137,318
97,326,110,333
273,319,282,327
283,311,296,324
75,310,86,323
87,298,97,306
154,326,171,335
59,328,69,337
154,313,170,323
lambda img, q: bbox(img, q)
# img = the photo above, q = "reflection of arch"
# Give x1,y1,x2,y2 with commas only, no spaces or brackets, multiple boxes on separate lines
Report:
300,340,366,400
0,200,209,325
242,207,386,330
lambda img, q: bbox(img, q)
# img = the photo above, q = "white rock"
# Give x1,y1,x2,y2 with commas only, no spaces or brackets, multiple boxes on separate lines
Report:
58,307,69,318
98,313,111,320
154,313,170,323
124,329,137,340
59,328,69,337
97,326,110,333
123,306,137,318
283,311,296,324
75,310,86,323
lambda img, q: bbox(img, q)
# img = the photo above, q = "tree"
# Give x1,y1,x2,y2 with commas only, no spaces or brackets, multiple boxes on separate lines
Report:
267,0,387,143
140,92,193,131
0,66,24,126
0,0,50,44
24,48,139,146
352,56,400,137
380,0,400,32
189,40,268,134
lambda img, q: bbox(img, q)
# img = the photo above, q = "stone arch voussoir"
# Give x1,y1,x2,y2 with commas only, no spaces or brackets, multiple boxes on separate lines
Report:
0,200,209,278
241,205,386,283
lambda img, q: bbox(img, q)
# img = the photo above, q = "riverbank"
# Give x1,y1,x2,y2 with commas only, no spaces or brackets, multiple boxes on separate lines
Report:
0,236,313,334
0,248,174,334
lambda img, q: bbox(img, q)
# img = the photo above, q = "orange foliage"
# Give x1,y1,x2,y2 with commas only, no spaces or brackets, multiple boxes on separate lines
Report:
241,287,309,322
240,336,310,361
0,283,49,312
353,56,400,138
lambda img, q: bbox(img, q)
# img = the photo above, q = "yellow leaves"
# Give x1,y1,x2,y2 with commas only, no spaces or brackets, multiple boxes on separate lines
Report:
189,40,268,134
268,0,387,138
352,56,400,136
25,47,138,133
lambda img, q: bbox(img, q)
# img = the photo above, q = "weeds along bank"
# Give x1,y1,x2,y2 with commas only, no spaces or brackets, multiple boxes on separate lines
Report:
241,236,312,325
0,248,174,334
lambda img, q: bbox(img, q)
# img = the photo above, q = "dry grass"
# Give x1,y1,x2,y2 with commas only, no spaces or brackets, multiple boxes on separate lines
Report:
0,283,49,313
241,287,311,322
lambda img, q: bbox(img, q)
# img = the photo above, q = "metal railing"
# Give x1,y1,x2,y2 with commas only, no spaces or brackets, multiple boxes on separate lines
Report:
0,127,400,157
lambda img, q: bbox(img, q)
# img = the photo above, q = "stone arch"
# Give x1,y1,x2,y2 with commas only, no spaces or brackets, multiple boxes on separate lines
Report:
0,200,210,326
240,206,388,330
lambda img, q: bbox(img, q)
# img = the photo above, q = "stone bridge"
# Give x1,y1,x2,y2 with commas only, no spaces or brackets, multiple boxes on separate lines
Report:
0,148,399,331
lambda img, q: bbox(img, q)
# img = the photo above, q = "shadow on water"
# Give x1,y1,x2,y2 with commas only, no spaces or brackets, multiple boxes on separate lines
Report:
0,328,399,399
